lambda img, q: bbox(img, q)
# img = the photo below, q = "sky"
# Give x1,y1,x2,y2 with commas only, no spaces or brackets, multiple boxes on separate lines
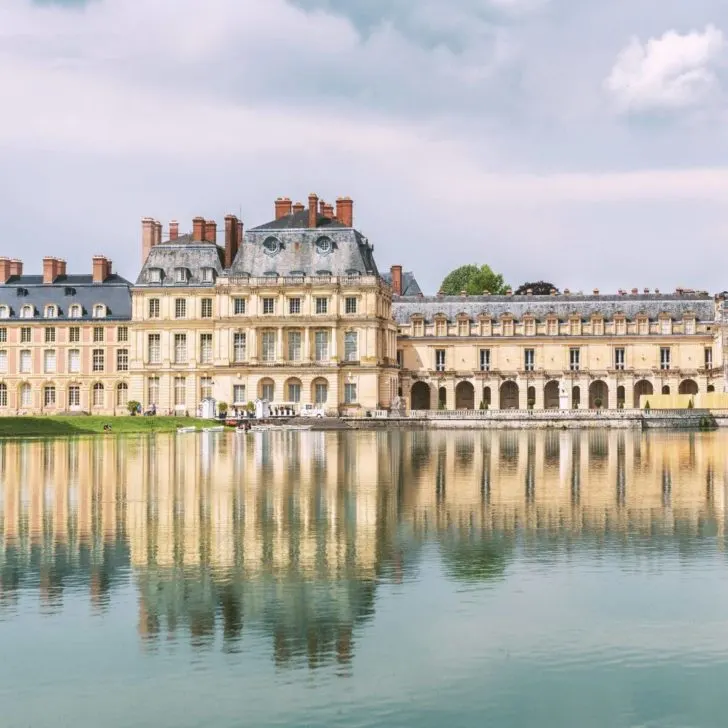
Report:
1,0,728,294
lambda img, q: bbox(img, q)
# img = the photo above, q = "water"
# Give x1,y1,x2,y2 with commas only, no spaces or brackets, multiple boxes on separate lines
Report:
1,429,727,728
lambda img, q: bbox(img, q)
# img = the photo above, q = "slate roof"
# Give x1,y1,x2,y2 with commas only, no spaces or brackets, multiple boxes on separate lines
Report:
381,271,422,297
392,293,716,324
249,210,347,231
136,235,224,286
0,275,132,320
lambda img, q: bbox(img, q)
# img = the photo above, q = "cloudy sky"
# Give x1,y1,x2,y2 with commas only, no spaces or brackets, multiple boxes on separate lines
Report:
1,0,727,293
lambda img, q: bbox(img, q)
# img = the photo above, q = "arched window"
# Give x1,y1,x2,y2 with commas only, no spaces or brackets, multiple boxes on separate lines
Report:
92,383,104,407
93,304,106,318
69,304,82,318
44,305,57,318
20,383,31,408
116,382,129,407
0,306,9,319
20,305,33,319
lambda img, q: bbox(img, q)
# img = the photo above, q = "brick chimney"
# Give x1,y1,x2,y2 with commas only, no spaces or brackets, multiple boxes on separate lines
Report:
205,220,217,243
192,216,205,241
154,221,162,247
224,214,241,268
43,257,66,284
0,258,11,284
336,197,353,227
8,260,22,278
323,203,335,219
92,255,111,284
390,265,403,296
319,199,326,216
169,220,179,240
142,217,155,264
292,201,305,214
308,193,319,229
275,197,292,220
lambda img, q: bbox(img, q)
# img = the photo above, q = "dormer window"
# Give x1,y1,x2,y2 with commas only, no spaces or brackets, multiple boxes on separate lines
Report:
20,305,34,319
684,317,696,335
316,270,332,277
69,304,82,318
175,268,188,284
0,306,9,319
64,287,76,297
44,305,58,319
202,268,215,283
345,269,361,277
148,268,162,284
93,304,107,319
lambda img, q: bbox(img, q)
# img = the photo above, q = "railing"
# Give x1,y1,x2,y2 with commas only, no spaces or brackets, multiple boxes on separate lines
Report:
224,275,380,288
407,409,643,420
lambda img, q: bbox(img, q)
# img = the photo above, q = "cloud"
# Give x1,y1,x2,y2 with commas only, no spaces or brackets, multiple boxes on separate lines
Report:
604,24,726,113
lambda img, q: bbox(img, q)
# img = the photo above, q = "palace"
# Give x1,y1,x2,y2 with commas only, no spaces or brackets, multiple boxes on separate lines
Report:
0,193,725,415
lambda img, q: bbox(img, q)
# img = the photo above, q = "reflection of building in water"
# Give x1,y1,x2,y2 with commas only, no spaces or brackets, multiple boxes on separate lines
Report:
1,431,728,663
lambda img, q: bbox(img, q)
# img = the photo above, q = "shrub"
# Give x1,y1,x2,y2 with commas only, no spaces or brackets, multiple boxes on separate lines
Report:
127,400,141,416
687,399,694,409
644,400,650,410
594,398,603,408
217,401,228,416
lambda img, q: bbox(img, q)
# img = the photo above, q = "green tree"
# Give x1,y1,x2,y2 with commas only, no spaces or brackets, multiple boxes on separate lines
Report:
515,281,558,295
439,264,509,295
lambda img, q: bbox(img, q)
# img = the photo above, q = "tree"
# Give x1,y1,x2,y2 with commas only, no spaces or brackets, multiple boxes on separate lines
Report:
514,281,559,295
127,400,141,416
439,264,508,296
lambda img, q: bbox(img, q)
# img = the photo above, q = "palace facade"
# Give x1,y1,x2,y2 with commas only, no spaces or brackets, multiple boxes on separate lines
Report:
0,192,725,414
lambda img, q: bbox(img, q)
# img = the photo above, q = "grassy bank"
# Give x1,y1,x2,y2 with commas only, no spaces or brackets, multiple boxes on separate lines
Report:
0,416,218,438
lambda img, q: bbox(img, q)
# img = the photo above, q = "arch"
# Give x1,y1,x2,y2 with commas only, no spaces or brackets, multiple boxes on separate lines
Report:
455,381,475,410
44,304,57,319
0,305,9,319
311,377,328,405
410,381,431,410
617,386,625,408
92,382,104,408
116,382,129,407
93,303,107,319
438,387,447,409
285,377,302,403
69,304,82,318
20,305,34,319
19,382,32,408
500,381,519,410
589,380,608,409
482,386,492,409
572,386,580,409
527,386,536,409
544,380,559,409
258,377,275,402
633,379,653,408
661,385,670,395
679,379,698,395
708,384,716,393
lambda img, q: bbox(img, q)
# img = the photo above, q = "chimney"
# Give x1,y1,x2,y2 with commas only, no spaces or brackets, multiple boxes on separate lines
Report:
390,265,403,296
224,215,240,268
0,258,11,284
237,216,243,249
154,221,162,247
292,201,305,214
205,220,217,243
275,197,292,220
43,257,56,284
169,220,179,240
92,255,109,284
308,193,319,228
142,217,155,264
319,199,326,216
9,260,22,278
336,197,353,227
192,216,205,241
323,203,335,219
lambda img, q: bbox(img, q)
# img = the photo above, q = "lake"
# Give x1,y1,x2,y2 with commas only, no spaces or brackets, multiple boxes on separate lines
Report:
1,429,727,728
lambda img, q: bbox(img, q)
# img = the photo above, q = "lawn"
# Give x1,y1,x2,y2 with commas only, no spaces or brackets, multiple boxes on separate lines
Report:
0,416,220,438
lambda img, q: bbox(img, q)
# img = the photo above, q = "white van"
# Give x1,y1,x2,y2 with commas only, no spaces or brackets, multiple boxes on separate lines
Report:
299,404,325,418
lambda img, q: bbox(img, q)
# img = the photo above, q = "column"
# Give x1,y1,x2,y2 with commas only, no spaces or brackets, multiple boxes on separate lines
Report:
607,375,618,410
249,327,258,361
518,378,528,410
534,377,545,410
429,382,438,410
304,328,311,363
330,328,338,361
278,327,284,363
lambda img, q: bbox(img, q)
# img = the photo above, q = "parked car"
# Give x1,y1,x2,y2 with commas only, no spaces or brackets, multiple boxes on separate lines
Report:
299,404,325,418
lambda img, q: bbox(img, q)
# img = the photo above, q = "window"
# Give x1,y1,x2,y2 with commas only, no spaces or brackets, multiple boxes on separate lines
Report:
0,307,8,319
148,269,162,284
93,304,106,319
479,349,491,371
344,331,358,362
0,383,6,407
148,299,160,319
288,331,301,361
262,298,275,315
201,298,213,318
175,268,188,283
705,347,713,369
92,348,105,372
148,377,159,405
288,381,301,402
435,349,446,372
69,304,82,318
200,377,213,400
479,319,492,337
660,347,671,370
44,386,56,407
44,349,56,373
116,349,129,372
20,383,31,408
685,318,696,335
174,333,187,364
288,298,301,315
93,326,104,342
261,381,274,401
45,305,57,319
614,348,625,371
233,298,246,315
615,319,626,336
233,332,246,362
344,383,357,404
314,330,329,362
345,297,357,314
458,320,469,337
262,331,276,362
200,333,213,364
413,320,424,337
20,305,34,319
0,328,6,343
20,327,31,343
638,318,648,336
44,327,55,343
593,319,604,336
502,320,514,336
233,385,246,404
315,297,328,315
92,383,104,408
397,350,403,367
19,350,31,373
148,334,161,364
547,319,558,336
569,347,580,371
0,350,6,373
68,349,80,373
524,348,534,371
175,298,187,319
435,320,446,337
69,326,80,343
117,326,128,342
174,377,186,407
524,319,535,336
569,319,580,336
116,383,129,407
68,385,80,408
202,268,214,283
314,382,328,404
661,318,671,335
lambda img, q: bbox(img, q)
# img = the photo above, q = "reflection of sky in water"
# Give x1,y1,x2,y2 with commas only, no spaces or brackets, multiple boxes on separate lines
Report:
0,430,727,727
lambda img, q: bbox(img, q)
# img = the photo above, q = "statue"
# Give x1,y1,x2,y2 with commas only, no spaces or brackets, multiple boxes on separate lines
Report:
391,396,406,415
558,380,570,410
